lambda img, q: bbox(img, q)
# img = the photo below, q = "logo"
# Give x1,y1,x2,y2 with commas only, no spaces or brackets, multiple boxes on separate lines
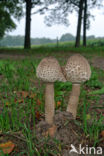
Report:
70,144,102,155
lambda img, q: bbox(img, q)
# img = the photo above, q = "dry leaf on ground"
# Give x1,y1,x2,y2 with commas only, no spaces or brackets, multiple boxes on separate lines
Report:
0,141,15,154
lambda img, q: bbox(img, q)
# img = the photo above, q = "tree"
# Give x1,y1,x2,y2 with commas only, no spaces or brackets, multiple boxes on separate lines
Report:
82,0,103,47
44,0,104,47
75,0,84,47
44,0,74,27
44,0,83,47
0,0,48,49
60,33,75,41
0,0,23,39
24,0,48,49
83,0,87,47
24,0,32,49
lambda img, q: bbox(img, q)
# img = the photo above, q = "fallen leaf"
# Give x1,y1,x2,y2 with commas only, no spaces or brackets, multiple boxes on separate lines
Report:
35,111,41,120
5,101,11,106
56,101,61,107
21,91,28,98
37,99,41,105
14,91,29,98
17,99,24,104
101,130,104,138
29,93,36,99
0,141,15,154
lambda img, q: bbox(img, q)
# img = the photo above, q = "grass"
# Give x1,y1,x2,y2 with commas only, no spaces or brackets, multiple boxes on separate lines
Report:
0,44,103,155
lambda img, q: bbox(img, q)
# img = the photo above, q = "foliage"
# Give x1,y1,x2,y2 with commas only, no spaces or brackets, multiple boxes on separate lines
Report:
0,35,56,47
44,0,76,26
0,0,23,38
60,33,75,42
44,0,103,27
89,87,104,95
24,0,49,49
85,68,102,89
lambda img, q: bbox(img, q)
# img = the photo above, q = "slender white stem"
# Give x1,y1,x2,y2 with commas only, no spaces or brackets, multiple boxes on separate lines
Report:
45,83,55,125
66,84,80,119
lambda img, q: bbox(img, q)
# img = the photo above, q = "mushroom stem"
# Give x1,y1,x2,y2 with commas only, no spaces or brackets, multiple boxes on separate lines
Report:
45,82,55,125
66,84,80,119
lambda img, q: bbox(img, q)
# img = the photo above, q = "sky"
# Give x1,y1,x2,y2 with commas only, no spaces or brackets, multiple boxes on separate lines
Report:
8,6,104,39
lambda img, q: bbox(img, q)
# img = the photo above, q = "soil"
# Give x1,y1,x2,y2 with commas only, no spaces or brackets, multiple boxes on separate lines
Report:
91,57,104,70
35,111,102,156
0,53,28,60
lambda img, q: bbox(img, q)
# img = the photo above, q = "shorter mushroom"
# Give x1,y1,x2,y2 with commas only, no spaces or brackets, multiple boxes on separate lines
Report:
36,57,66,126
64,54,91,119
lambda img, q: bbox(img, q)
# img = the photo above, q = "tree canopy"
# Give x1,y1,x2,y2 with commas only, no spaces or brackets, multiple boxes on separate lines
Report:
60,33,75,41
44,0,104,47
0,0,23,38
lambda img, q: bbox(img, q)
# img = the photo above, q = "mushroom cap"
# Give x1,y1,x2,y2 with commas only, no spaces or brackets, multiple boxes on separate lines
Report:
36,57,66,82
65,54,91,83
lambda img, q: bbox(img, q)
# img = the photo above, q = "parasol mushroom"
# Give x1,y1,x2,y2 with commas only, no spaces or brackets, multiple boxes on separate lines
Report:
36,57,66,125
64,54,91,119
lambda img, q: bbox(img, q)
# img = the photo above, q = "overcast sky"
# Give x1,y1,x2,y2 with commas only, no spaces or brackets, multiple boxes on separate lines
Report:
8,7,104,39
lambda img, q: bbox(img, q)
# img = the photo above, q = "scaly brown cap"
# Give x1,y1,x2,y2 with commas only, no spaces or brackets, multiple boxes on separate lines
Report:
36,57,66,82
65,54,91,83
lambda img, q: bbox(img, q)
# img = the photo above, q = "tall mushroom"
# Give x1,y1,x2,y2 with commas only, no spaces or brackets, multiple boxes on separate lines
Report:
64,54,91,119
36,57,66,125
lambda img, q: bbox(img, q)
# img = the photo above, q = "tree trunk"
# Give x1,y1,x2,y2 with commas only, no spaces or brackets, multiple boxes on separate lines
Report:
83,0,87,47
24,0,32,49
75,0,84,47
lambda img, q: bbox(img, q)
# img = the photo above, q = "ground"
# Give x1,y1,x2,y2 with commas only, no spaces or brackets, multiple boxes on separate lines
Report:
0,47,103,156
